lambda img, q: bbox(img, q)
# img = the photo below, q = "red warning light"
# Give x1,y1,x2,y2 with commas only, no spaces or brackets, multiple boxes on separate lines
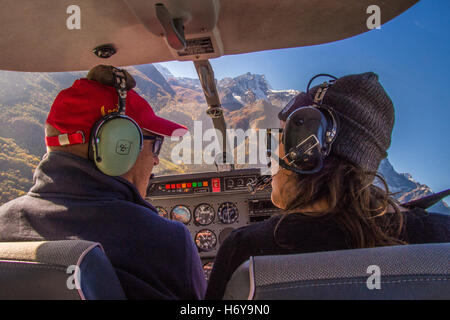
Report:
211,178,221,193
165,184,171,189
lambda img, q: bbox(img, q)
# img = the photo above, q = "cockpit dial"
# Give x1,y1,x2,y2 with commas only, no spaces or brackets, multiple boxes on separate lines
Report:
195,229,217,252
218,202,239,224
155,206,168,219
226,178,234,188
194,203,215,226
171,205,191,225
202,261,214,281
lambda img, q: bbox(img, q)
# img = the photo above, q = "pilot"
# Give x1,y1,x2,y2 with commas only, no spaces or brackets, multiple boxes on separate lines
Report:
205,72,450,299
0,65,206,299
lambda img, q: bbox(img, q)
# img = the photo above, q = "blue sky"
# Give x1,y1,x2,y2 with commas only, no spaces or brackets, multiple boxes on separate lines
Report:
161,0,450,194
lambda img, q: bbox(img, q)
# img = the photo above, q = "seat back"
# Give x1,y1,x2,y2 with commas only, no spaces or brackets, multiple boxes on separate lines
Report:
223,243,450,300
0,240,126,300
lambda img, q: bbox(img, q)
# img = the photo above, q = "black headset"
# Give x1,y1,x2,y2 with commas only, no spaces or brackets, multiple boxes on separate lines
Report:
271,74,339,175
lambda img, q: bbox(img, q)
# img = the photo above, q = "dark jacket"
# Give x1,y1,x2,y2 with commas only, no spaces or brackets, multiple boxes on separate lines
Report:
0,151,206,300
205,209,450,299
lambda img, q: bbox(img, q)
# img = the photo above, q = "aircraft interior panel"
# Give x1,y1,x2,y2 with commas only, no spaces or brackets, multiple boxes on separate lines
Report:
146,168,280,279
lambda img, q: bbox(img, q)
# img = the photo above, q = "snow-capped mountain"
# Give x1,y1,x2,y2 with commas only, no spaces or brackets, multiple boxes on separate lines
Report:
217,72,299,111
378,159,449,214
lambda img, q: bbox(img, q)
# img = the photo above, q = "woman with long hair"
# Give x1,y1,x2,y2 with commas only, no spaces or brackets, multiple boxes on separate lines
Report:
205,72,450,299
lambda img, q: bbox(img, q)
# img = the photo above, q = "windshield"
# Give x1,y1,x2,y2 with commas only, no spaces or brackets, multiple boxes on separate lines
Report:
0,0,448,213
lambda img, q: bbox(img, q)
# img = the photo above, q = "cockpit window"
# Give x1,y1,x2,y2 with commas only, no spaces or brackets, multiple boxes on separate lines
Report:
0,1,448,214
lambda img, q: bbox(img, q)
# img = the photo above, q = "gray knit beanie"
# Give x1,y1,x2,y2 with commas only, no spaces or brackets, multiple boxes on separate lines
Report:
280,72,394,172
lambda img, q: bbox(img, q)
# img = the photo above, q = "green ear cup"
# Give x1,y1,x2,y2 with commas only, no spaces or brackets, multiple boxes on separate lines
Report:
93,117,142,176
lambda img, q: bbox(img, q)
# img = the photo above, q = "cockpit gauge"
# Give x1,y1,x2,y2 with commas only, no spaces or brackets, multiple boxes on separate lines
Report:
171,205,191,225
195,229,217,252
202,261,214,281
236,178,245,187
218,202,239,224
155,206,168,219
226,178,234,188
194,203,215,226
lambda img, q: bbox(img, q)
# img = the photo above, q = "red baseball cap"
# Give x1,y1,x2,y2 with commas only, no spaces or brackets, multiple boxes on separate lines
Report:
46,78,187,146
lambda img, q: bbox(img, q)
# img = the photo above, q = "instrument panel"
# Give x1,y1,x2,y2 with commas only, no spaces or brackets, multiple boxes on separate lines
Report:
146,168,280,280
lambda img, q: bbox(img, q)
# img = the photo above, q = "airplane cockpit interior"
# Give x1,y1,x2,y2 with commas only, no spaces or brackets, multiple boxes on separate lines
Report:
0,0,449,303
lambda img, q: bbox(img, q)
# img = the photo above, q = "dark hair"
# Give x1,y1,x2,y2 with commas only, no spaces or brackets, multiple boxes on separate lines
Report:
274,154,406,249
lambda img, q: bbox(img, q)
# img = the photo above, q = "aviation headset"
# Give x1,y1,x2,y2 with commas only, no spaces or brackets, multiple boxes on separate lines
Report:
88,67,144,176
269,74,339,175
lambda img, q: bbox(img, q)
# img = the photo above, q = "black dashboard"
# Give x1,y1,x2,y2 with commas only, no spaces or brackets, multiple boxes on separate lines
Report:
146,168,279,280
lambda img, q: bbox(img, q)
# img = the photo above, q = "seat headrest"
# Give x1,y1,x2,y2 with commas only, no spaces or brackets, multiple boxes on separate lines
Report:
224,243,450,300
0,240,126,300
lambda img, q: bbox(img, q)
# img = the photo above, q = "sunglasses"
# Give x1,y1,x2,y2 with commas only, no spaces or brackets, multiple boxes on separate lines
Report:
143,134,164,156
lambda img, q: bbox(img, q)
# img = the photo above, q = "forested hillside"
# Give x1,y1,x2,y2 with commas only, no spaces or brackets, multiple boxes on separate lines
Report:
0,137,40,203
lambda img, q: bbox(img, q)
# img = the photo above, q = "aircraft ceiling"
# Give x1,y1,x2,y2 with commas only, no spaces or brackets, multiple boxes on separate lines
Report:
0,0,418,72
